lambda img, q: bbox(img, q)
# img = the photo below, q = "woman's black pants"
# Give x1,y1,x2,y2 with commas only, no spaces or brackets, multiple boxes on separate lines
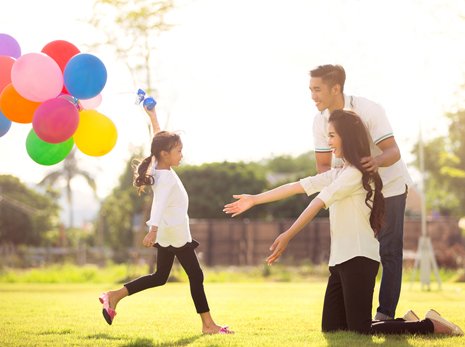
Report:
322,256,434,334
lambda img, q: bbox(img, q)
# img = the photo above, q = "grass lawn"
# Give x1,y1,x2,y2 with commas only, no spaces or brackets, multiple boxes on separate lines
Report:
0,280,464,346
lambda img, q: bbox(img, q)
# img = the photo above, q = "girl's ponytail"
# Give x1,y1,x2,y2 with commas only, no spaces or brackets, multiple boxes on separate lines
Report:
133,155,155,194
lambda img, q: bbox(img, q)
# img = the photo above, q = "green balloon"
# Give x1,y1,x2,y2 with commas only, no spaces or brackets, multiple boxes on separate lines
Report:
26,129,74,166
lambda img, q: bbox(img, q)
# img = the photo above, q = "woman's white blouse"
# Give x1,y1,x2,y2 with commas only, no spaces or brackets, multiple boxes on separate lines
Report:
146,168,192,247
299,165,380,266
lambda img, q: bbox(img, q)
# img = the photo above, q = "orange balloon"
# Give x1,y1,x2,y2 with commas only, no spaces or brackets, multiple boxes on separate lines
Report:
0,56,15,93
0,83,41,123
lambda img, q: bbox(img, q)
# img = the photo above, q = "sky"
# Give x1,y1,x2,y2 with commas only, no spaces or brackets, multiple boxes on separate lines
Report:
1,0,465,225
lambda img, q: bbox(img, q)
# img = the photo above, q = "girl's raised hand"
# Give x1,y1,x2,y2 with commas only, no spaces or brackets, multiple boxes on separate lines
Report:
144,106,161,135
144,105,156,117
223,194,254,217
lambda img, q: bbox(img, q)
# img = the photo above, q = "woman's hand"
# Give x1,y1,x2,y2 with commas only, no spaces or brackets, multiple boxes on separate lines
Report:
143,230,157,247
266,232,291,265
223,194,255,217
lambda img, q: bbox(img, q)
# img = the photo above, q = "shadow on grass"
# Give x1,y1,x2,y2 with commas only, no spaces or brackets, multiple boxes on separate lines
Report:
39,329,72,335
323,331,411,346
87,333,124,340
323,331,453,346
118,335,202,347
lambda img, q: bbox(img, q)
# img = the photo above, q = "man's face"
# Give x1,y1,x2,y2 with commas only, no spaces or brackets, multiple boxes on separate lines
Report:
309,77,338,112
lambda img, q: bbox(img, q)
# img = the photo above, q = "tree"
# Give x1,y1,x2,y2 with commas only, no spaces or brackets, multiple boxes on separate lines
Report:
262,151,328,218
265,151,317,176
412,110,465,216
177,161,269,218
0,175,58,246
89,0,175,96
39,149,97,228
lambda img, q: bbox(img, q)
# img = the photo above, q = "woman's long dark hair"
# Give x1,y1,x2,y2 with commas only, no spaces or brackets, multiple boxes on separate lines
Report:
133,131,181,193
328,109,385,235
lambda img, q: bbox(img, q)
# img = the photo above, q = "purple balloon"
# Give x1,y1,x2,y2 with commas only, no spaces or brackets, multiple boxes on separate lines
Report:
0,34,21,58
32,98,79,143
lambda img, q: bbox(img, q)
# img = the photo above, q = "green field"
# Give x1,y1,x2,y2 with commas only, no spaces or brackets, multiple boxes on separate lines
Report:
1,280,464,346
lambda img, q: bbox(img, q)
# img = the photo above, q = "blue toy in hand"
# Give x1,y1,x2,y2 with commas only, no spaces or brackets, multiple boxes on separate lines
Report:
135,88,157,110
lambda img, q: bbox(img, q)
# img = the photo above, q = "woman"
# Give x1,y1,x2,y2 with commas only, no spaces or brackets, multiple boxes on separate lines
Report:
224,109,462,336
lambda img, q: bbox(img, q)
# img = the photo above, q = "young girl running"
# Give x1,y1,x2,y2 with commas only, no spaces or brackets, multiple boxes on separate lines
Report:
99,106,233,335
224,109,463,336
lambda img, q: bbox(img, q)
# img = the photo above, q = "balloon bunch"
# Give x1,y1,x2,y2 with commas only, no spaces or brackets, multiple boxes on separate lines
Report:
0,33,117,165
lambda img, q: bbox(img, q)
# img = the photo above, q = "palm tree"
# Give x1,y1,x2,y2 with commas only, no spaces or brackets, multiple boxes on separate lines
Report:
39,149,97,228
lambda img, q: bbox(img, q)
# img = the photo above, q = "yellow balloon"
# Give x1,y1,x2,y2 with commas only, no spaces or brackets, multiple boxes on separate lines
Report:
74,110,117,156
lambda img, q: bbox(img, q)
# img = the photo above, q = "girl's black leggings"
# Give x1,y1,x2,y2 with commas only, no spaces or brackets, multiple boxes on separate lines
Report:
124,245,209,314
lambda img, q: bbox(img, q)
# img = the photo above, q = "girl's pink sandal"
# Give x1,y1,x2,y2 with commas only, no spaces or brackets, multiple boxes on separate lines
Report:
99,293,116,325
218,326,234,334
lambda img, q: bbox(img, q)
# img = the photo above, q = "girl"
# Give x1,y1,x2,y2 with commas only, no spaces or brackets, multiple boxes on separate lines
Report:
99,106,233,335
223,109,463,336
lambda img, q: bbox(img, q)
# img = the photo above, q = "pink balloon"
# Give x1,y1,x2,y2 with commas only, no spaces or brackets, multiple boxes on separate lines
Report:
32,98,79,143
79,94,102,109
11,53,63,102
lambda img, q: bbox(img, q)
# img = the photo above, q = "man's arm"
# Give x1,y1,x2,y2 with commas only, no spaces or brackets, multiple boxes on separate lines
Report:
315,152,332,173
361,137,401,173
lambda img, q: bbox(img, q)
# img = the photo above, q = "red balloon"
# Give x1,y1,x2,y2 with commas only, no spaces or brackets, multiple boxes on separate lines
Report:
0,56,15,93
42,40,80,94
41,40,80,72
33,97,79,143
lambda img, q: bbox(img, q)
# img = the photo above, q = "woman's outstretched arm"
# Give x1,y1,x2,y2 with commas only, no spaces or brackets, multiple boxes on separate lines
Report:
223,181,305,217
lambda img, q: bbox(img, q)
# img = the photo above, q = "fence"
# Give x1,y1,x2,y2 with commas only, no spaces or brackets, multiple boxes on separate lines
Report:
1,217,464,268
187,217,465,267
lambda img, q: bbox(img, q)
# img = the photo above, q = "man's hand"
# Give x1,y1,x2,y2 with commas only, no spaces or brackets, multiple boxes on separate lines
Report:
360,156,379,173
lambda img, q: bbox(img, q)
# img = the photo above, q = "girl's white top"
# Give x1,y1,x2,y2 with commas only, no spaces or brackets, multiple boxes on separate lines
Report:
299,165,380,267
146,168,192,247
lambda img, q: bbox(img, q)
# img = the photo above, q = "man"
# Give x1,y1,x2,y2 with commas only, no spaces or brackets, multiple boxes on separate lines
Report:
309,64,411,320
